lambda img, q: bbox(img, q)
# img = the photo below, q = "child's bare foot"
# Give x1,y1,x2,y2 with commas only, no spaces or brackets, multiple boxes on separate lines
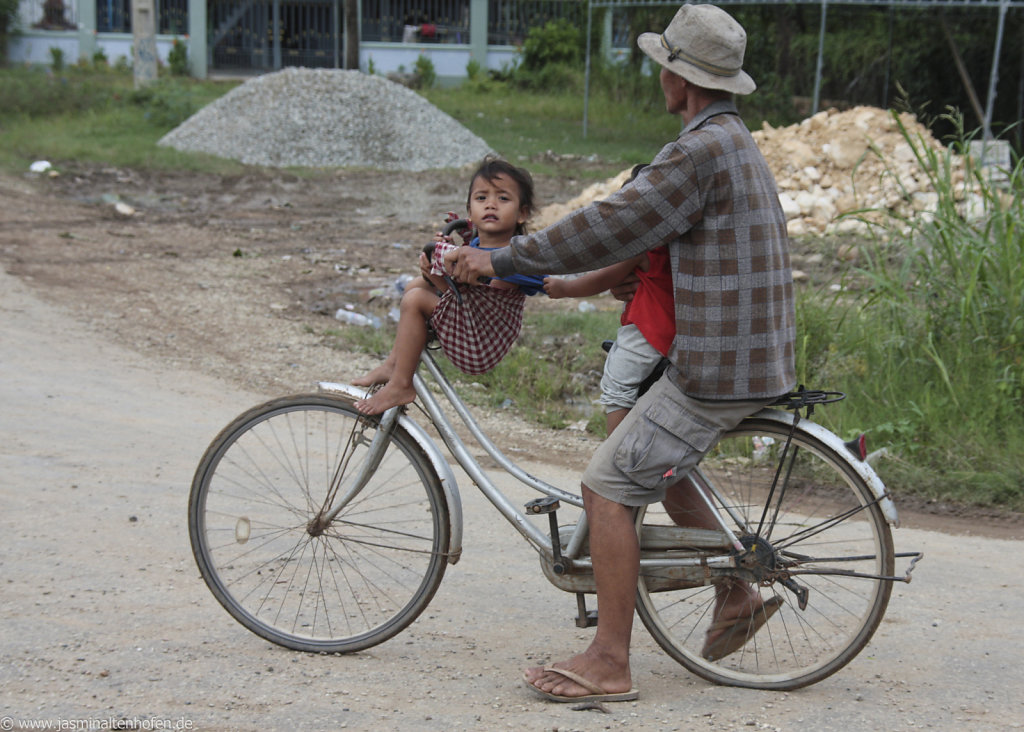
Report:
352,362,394,387
353,382,416,415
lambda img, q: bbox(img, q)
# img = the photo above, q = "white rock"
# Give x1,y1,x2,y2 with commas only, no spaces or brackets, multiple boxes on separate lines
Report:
832,218,868,235
825,138,868,169
787,218,808,237
777,192,801,220
795,190,818,215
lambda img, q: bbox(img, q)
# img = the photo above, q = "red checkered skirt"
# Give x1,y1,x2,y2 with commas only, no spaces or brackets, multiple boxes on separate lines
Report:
430,285,526,375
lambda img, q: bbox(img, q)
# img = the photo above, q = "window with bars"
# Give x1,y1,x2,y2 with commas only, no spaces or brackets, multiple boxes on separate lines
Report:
360,0,471,43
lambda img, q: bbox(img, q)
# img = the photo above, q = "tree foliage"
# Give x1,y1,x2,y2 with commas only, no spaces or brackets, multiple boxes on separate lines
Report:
0,0,20,66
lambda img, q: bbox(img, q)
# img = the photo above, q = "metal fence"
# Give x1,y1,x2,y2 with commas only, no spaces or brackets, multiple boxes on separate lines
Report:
488,0,584,45
93,0,188,32
359,0,584,45
21,0,79,29
360,0,470,43
209,0,342,70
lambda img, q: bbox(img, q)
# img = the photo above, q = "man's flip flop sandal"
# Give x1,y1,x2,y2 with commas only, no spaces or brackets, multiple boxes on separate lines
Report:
523,666,639,703
701,594,784,661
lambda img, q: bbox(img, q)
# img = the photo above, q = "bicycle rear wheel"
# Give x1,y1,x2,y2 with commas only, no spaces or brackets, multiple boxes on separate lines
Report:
188,394,451,653
636,418,894,690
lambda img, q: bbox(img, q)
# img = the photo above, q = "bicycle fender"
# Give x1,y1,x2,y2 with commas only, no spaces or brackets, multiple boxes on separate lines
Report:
750,408,901,528
318,382,465,564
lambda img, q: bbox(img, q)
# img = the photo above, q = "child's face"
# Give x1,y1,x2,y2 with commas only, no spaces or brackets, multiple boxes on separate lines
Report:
467,173,527,241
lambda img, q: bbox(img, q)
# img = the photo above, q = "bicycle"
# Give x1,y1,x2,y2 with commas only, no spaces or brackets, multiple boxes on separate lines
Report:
188,346,922,691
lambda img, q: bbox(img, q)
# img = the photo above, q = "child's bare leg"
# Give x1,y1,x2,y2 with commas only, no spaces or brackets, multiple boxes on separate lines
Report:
403,275,436,293
351,354,397,387
351,276,441,387
354,288,438,415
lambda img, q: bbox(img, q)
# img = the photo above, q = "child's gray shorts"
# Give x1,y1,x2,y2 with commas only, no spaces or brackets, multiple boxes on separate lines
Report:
599,323,665,412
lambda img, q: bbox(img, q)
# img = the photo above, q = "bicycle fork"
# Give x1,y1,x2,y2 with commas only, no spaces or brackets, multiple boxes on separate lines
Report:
307,405,401,536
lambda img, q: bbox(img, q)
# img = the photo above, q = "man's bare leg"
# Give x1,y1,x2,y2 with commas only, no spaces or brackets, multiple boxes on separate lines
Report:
524,485,637,698
663,477,764,635
353,288,437,415
605,407,628,434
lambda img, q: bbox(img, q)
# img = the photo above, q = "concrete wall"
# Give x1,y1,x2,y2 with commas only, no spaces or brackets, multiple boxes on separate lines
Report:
9,32,180,67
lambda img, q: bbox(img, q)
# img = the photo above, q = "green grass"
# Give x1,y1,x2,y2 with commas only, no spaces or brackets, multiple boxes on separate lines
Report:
422,80,681,179
0,65,245,173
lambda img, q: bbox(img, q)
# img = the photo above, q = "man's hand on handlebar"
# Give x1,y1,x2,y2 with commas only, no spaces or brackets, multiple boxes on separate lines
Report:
444,245,495,284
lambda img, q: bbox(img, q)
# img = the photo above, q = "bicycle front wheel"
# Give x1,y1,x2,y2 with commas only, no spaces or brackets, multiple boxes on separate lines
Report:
188,395,451,653
636,418,894,690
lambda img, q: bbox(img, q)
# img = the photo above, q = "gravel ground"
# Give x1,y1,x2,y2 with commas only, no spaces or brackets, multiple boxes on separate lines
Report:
1,165,1022,731
158,69,494,171
2,264,1023,732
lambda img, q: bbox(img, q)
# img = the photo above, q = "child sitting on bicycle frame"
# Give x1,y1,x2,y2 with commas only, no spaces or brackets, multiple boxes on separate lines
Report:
353,156,544,415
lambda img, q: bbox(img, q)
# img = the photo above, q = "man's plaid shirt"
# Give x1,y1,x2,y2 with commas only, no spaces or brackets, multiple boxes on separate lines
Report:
492,100,796,400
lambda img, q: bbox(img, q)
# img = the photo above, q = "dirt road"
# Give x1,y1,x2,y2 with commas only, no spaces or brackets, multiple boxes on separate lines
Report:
1,167,1022,730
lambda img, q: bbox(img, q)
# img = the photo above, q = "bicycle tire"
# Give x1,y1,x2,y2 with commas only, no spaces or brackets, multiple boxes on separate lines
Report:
636,417,894,690
188,394,451,653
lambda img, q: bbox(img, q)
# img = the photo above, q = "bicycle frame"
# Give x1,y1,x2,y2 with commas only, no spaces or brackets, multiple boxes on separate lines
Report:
320,348,589,570
319,348,904,587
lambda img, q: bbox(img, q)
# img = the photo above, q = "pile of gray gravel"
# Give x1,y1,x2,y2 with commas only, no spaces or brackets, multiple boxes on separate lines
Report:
158,67,494,171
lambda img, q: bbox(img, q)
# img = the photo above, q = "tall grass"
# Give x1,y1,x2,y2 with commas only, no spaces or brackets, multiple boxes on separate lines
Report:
797,110,1024,508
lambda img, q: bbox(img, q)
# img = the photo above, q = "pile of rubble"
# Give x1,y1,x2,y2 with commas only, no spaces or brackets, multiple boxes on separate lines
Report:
535,106,968,238
755,106,953,237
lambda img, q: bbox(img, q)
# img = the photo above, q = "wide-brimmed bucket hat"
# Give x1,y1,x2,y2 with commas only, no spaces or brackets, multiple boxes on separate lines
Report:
638,4,756,95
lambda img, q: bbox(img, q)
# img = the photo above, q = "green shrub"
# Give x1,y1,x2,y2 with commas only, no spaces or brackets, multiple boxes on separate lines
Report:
128,78,199,127
49,46,65,71
413,54,436,89
519,19,582,72
465,58,482,81
513,20,586,92
167,38,189,76
92,48,108,68
0,66,127,118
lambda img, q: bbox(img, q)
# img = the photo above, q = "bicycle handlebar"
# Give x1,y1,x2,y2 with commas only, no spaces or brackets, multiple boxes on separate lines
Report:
422,218,472,305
